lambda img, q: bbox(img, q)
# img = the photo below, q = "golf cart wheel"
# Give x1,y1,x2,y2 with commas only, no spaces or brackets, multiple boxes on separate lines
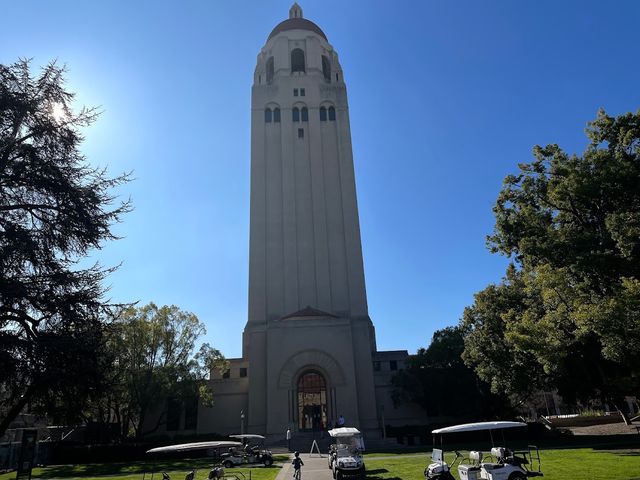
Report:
336,471,343,480
263,456,273,467
508,474,526,480
223,460,233,469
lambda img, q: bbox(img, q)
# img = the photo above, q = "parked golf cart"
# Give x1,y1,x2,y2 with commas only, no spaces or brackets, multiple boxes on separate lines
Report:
220,434,273,467
327,427,366,479
145,440,248,480
425,421,542,480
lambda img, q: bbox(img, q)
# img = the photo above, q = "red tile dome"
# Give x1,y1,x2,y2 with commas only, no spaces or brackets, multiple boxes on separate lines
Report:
268,17,327,41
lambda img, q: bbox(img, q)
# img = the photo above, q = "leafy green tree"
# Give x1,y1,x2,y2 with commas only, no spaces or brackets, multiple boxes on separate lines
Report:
392,326,511,419
90,303,227,439
463,110,640,417
0,59,131,436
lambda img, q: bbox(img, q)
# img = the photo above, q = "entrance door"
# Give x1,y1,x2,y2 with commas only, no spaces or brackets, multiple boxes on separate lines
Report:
297,371,328,432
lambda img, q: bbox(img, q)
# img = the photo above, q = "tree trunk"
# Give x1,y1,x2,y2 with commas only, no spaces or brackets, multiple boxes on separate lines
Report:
0,385,36,438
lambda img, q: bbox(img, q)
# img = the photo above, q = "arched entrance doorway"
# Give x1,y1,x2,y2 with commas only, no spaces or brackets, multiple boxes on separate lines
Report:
297,370,328,432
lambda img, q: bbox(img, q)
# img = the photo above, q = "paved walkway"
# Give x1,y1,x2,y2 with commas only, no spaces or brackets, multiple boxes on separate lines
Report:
275,453,331,480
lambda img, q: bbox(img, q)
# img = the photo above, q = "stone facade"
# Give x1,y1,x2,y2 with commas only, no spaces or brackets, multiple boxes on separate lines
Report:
155,4,427,440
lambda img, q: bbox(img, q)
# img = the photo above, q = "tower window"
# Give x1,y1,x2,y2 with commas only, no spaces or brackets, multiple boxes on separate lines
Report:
240,367,248,378
266,57,274,84
301,107,308,122
335,73,339,82
294,88,298,96
319,107,327,121
322,55,331,82
258,75,261,84
222,369,231,379
298,128,304,138
328,106,336,121
273,108,281,123
291,48,305,73
292,107,300,122
300,88,305,96
265,108,272,123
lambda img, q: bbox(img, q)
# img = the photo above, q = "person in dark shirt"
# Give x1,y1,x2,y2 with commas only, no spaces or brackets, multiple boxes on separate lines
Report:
292,451,304,478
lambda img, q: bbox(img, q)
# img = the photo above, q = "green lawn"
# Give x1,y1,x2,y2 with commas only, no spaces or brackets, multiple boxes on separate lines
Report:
2,448,640,480
363,447,640,480
0,457,285,480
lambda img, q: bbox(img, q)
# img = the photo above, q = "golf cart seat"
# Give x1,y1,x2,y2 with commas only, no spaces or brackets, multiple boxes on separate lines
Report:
469,451,483,465
458,451,483,480
490,447,506,461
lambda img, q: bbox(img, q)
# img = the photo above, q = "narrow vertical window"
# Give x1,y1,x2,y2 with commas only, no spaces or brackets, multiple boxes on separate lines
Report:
273,108,281,123
298,128,304,138
265,108,272,123
322,55,331,82
328,106,336,121
335,73,339,82
266,57,274,84
300,88,305,96
291,48,305,73
258,75,261,84
319,107,327,122
292,107,300,122
301,107,308,122
294,88,298,97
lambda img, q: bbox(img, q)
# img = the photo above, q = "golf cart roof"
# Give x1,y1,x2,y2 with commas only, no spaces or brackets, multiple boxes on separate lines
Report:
146,441,242,454
432,421,527,435
328,427,362,438
229,434,266,440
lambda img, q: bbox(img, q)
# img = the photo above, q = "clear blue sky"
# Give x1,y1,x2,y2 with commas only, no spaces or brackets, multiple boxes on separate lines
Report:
2,1,639,358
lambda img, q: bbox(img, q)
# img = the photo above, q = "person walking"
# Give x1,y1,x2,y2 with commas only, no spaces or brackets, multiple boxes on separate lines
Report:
286,427,292,451
292,451,304,479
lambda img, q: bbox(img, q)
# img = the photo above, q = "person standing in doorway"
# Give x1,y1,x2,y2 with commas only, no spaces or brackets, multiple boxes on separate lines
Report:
286,427,292,451
338,414,345,427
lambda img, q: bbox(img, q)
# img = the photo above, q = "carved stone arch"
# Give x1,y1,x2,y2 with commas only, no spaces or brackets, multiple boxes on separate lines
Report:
278,349,346,389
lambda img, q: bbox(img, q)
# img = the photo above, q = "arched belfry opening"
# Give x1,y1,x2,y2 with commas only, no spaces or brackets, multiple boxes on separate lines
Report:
291,48,305,73
297,370,328,431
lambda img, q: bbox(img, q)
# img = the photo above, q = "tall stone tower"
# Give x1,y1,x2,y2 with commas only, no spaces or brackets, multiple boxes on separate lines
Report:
243,3,379,435
247,2,369,328
145,5,426,439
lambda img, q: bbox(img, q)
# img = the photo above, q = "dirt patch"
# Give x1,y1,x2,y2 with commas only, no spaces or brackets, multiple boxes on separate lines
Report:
568,422,640,436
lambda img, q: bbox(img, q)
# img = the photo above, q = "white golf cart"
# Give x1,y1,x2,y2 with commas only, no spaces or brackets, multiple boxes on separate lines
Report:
327,427,366,480
220,434,274,468
425,421,542,480
145,440,247,480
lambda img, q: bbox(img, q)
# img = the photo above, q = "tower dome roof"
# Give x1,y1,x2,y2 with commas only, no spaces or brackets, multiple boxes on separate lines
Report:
268,18,327,41
267,4,327,41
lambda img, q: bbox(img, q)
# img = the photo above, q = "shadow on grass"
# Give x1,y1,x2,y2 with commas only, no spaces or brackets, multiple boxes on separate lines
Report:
35,459,226,479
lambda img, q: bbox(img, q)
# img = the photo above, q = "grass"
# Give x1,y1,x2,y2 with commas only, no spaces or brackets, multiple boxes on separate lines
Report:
0,456,286,480
2,447,640,480
363,447,640,480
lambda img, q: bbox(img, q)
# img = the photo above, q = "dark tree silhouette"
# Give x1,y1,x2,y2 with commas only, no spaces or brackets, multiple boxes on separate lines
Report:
0,59,131,435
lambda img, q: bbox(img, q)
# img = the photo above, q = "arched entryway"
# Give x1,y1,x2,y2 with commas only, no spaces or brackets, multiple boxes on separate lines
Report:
297,370,328,431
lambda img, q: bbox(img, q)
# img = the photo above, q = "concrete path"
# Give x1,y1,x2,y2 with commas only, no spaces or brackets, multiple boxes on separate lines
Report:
275,453,332,480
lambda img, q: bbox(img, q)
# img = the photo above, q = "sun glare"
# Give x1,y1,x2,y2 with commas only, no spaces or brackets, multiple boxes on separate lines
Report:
51,102,66,123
